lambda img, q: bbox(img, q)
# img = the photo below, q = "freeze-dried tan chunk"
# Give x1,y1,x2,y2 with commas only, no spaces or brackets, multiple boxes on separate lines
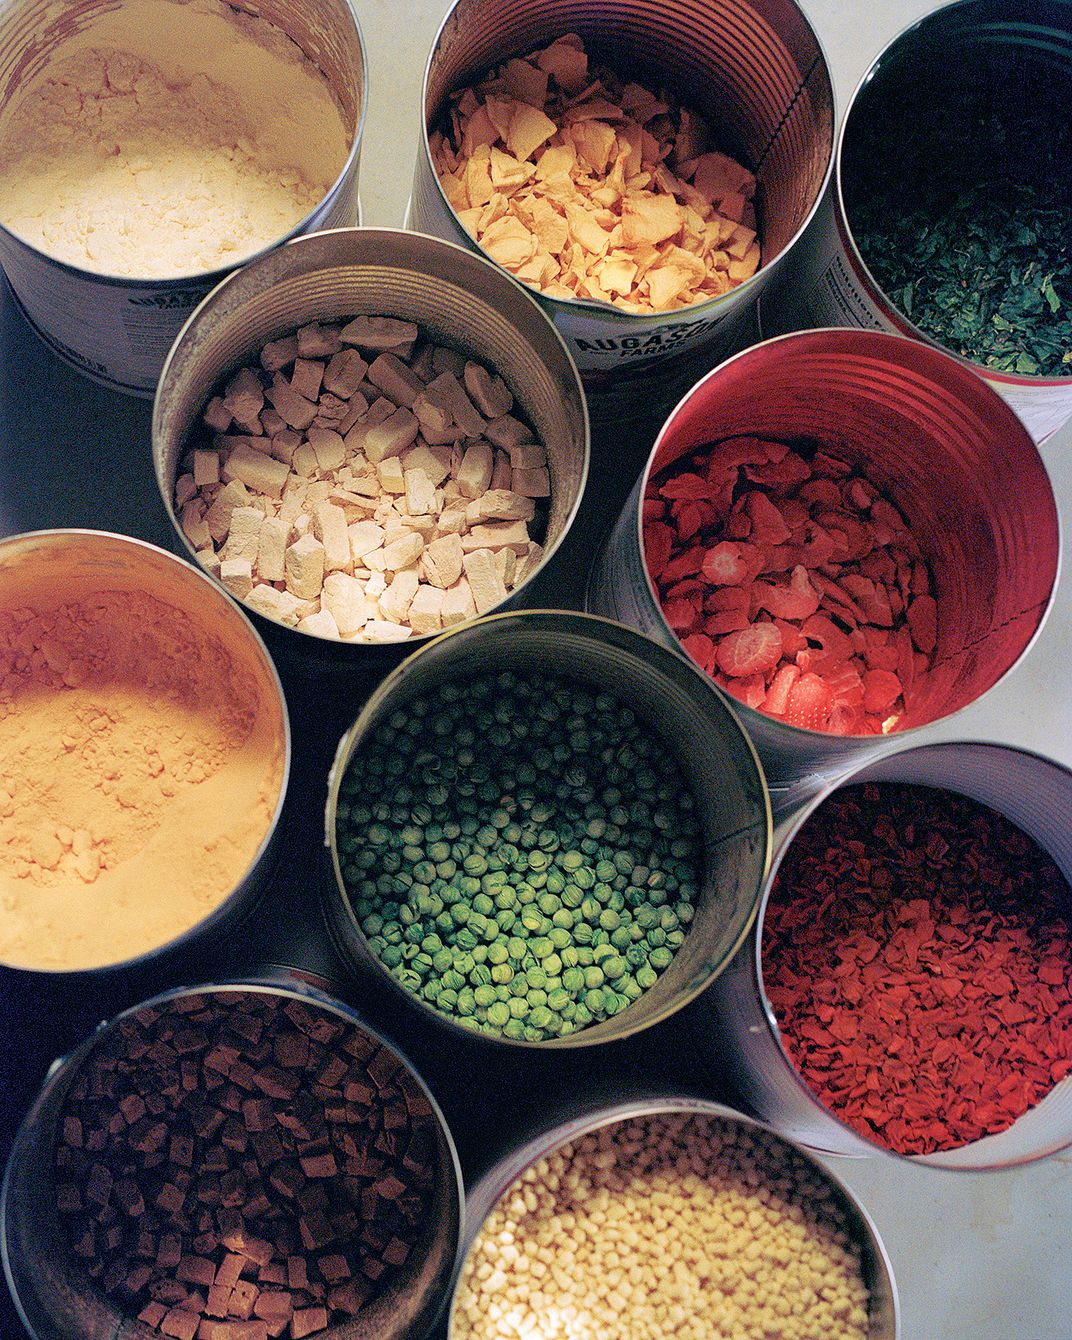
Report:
321,572,374,636
456,442,494,498
322,349,368,398
340,316,419,354
306,428,346,473
463,362,513,419
219,558,253,599
265,375,317,431
297,322,344,359
312,502,350,573
382,531,424,572
404,468,437,517
512,465,551,497
379,569,420,623
368,353,426,409
286,533,325,600
256,516,290,582
359,408,421,464
222,445,290,499
422,533,465,588
462,548,507,614
348,520,384,562
408,585,445,635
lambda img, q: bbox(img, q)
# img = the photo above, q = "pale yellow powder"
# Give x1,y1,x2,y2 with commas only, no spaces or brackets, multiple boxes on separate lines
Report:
0,43,340,277
0,590,285,971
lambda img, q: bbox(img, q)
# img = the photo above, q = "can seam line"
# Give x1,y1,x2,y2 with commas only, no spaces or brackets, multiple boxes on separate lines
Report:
755,54,823,173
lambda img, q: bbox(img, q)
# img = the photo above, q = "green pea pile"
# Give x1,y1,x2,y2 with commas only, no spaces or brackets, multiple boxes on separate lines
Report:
336,669,703,1041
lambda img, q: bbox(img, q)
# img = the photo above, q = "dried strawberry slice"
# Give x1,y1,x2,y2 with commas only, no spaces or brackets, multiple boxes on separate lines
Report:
907,594,938,654
862,668,903,714
753,565,820,621
681,632,715,674
782,672,835,730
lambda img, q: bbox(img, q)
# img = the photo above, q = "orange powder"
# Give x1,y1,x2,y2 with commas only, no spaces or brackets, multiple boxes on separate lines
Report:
0,587,285,970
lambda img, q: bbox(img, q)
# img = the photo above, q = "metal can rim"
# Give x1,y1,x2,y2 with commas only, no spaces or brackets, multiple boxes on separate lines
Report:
418,0,836,324
152,225,592,653
322,607,773,1049
0,527,292,977
630,325,1063,740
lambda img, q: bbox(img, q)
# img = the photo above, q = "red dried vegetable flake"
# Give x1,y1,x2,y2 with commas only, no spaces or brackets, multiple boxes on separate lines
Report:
643,436,939,734
761,783,1072,1155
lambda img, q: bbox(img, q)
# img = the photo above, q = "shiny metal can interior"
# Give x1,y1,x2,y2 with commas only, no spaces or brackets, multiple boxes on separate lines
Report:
448,1096,899,1339
1,978,464,1340
586,327,1062,794
322,609,772,1048
410,0,834,382
0,528,291,979
691,740,1072,1172
0,0,367,395
153,226,590,670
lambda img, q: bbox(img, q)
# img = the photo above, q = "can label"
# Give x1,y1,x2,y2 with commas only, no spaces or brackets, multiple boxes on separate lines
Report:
0,179,360,397
778,189,1072,445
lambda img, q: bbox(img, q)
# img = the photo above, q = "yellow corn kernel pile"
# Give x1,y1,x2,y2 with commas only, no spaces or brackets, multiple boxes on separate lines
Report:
431,34,761,314
452,1113,871,1340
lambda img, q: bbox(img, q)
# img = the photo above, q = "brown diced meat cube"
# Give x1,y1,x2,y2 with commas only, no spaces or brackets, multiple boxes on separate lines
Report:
56,1183,82,1214
177,1256,218,1287
171,1133,195,1167
161,1308,201,1340
299,1153,337,1179
252,1066,299,1100
201,1325,268,1340
125,1264,153,1295
228,1278,259,1319
151,1279,191,1306
373,1173,406,1200
216,1253,247,1289
365,1048,400,1088
138,1301,169,1328
326,1278,372,1315
298,1212,334,1251
157,1183,186,1214
206,1283,233,1317
239,1236,275,1267
317,1253,350,1282
268,1162,304,1199
258,1260,286,1285
242,1098,273,1133
156,1234,184,1270
252,1290,293,1322
286,1257,309,1291
291,1307,330,1339
272,1032,309,1069
382,1237,411,1266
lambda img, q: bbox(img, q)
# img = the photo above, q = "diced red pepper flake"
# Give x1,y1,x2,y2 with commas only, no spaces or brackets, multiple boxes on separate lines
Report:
762,783,1072,1156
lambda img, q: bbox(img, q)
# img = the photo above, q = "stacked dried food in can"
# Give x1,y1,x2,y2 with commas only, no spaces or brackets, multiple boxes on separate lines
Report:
452,1111,872,1339
644,435,937,733
177,316,549,641
54,990,439,1339
431,34,760,312
763,784,1072,1155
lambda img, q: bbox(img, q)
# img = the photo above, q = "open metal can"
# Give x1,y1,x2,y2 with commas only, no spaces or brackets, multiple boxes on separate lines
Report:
153,227,589,674
449,1097,899,1339
322,610,772,1048
763,0,1072,443
690,741,1072,1171
2,978,463,1340
587,328,1061,793
409,0,834,388
0,0,367,395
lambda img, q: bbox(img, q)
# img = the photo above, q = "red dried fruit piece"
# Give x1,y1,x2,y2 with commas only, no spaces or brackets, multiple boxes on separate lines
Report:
848,478,876,510
782,672,835,731
743,451,812,490
675,501,709,541
659,472,709,500
798,478,843,507
643,522,674,576
662,597,699,633
733,673,767,709
801,614,853,662
763,664,800,716
724,510,752,541
799,525,836,569
759,544,801,574
715,623,782,677
701,541,749,586
862,668,903,714
895,626,917,697
745,491,791,545
907,594,938,654
641,497,666,522
709,436,777,471
681,632,715,674
772,618,805,656
659,547,705,583
753,565,820,621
